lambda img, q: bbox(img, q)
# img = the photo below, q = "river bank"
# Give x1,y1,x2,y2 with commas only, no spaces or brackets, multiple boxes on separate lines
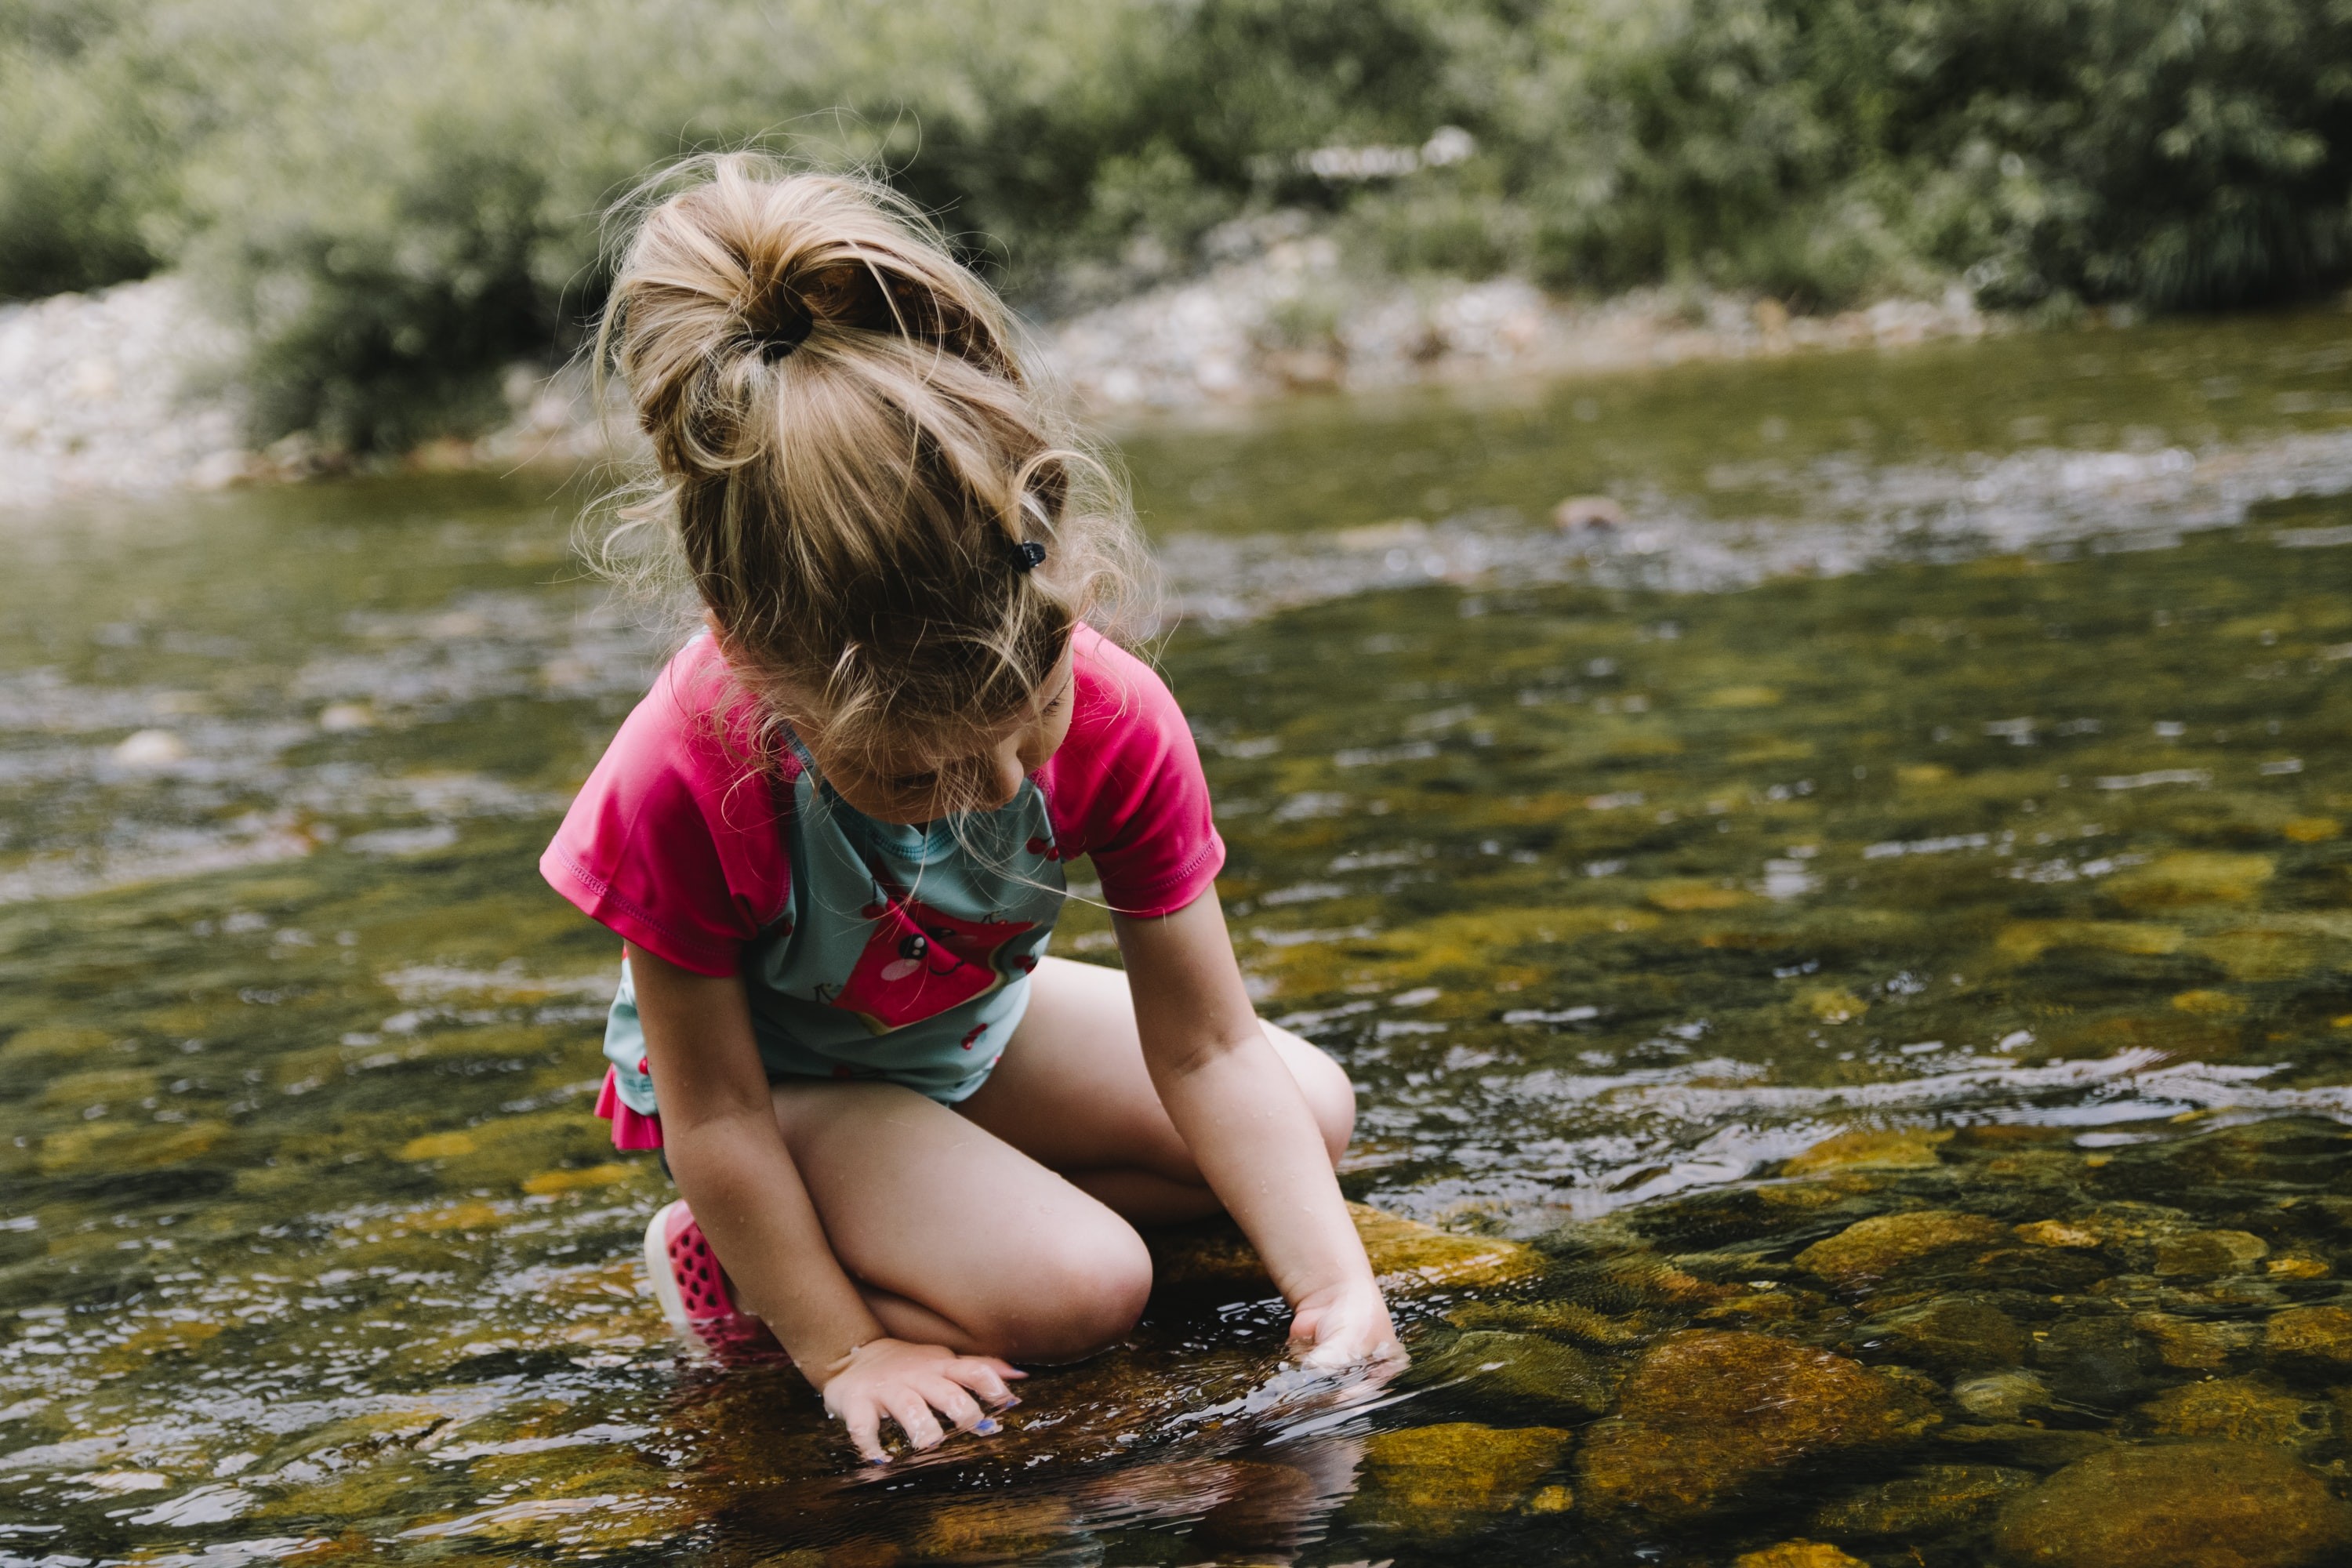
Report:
0,242,2009,513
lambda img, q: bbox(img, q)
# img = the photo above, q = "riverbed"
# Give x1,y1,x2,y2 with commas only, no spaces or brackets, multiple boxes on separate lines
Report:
5,309,2352,1565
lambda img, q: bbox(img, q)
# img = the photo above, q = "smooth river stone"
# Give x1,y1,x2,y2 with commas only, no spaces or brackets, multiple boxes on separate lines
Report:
1576,1330,1938,1519
1147,1202,1544,1294
1809,1463,2037,1538
1865,1295,2028,1373
1951,1370,2056,1422
2263,1305,2352,1374
1781,1127,1951,1176
1352,1422,1571,1534
2137,1374,2336,1449
2105,852,2275,910
2035,1315,2154,1410
1414,1329,1617,1415
1447,1298,1650,1346
1733,1544,1864,1568
1993,1442,2352,1568
1795,1210,2007,1287
2153,1229,2271,1279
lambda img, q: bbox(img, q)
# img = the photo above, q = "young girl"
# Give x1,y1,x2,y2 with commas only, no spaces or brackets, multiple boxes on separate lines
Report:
541,155,1399,1464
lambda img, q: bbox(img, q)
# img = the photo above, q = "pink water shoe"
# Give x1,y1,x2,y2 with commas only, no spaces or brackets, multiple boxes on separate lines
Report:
643,1199,779,1359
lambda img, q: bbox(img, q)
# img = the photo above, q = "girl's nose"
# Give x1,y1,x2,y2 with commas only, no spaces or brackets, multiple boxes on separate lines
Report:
981,749,1025,809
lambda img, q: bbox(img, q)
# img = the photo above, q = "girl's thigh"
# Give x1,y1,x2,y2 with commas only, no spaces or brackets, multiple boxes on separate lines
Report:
955,954,1356,1184
769,1078,1152,1360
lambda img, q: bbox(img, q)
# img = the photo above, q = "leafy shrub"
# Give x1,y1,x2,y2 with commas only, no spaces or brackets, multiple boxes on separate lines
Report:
2,0,2347,445
0,1,180,296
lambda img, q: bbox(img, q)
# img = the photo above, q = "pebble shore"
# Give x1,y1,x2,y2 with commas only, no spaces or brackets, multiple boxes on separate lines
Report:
0,252,2002,512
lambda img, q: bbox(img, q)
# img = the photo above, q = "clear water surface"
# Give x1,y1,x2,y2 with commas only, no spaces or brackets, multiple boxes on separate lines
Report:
4,309,2352,1566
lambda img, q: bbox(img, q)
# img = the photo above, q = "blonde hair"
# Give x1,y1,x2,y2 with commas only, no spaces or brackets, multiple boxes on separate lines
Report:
592,153,1148,794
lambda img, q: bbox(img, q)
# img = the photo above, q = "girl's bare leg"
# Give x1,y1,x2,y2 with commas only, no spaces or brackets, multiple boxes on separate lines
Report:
955,955,1357,1224
763,956,1353,1362
767,1078,1154,1363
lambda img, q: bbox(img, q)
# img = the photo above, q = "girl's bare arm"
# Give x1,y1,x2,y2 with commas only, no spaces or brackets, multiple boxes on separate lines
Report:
626,944,1016,1457
1112,895,1399,1364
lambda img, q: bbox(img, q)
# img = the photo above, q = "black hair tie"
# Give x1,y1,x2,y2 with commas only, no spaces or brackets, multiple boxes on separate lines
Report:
743,295,814,362
1009,539,1047,573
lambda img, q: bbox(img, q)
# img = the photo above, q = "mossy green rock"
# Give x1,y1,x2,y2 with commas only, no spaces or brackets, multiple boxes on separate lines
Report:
1416,1329,1617,1415
1810,1464,2037,1539
1577,1330,1939,1519
2138,1375,2336,1449
1866,1295,2028,1373
1994,1442,2352,1567
1796,1210,2007,1288
1448,1298,1650,1346
1148,1203,1544,1295
1354,1421,1572,1534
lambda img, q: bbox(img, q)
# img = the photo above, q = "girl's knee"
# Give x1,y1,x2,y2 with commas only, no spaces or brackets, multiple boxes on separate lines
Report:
992,1217,1152,1363
1274,1030,1356,1166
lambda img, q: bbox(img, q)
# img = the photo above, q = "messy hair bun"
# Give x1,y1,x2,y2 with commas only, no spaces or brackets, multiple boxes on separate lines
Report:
591,151,1148,789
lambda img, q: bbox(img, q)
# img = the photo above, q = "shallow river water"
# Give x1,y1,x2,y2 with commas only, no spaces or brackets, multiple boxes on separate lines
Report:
5,310,2352,1566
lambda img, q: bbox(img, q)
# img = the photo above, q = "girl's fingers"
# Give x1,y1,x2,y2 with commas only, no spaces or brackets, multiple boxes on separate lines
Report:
943,1357,1019,1408
837,1396,887,1465
884,1390,947,1451
923,1377,991,1435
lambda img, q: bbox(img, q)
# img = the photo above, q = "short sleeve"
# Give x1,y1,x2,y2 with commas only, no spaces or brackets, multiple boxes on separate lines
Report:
539,644,790,976
1041,630,1225,918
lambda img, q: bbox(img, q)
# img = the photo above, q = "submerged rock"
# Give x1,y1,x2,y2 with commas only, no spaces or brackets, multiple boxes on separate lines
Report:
1350,1204,1548,1289
1936,1424,2117,1470
2154,1230,2270,1279
1414,1329,1617,1415
2105,852,2275,911
1733,1543,1865,1568
1148,1203,1544,1295
1795,1210,2007,1288
1951,1370,2056,1423
2035,1315,2154,1410
1576,1330,1938,1519
907,1496,1076,1560
2136,1310,2260,1371
1447,1298,1650,1346
2263,1305,2352,1374
1864,1295,2028,1374
1993,1442,2352,1567
1782,1127,1951,1176
1353,1422,1570,1534
1809,1463,2036,1538
2139,1374,2336,1449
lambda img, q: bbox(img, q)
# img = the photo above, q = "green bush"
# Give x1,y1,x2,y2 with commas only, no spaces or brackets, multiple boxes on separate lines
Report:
2,0,2347,445
0,1,179,296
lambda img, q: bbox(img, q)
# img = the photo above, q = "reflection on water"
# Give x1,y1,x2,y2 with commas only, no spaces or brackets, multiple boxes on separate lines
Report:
5,312,2352,1563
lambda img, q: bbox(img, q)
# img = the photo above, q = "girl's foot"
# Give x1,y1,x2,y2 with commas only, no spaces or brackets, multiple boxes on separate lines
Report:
643,1199,779,1357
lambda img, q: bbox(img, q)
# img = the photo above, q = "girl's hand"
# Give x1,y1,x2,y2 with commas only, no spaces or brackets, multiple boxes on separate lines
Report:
1287,1279,1405,1376
815,1338,1025,1464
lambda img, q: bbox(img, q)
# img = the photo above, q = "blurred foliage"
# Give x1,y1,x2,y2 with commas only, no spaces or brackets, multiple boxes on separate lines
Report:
2,0,2348,448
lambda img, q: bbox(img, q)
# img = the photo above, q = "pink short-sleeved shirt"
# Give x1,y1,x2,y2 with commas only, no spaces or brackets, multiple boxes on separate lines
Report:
543,626,1224,975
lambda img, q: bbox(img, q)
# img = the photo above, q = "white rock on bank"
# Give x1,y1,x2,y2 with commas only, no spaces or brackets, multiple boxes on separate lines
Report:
1038,242,1992,415
0,276,258,511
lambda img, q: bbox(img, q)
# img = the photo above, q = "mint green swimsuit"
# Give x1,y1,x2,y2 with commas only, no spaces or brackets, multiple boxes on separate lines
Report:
601,730,1067,1115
